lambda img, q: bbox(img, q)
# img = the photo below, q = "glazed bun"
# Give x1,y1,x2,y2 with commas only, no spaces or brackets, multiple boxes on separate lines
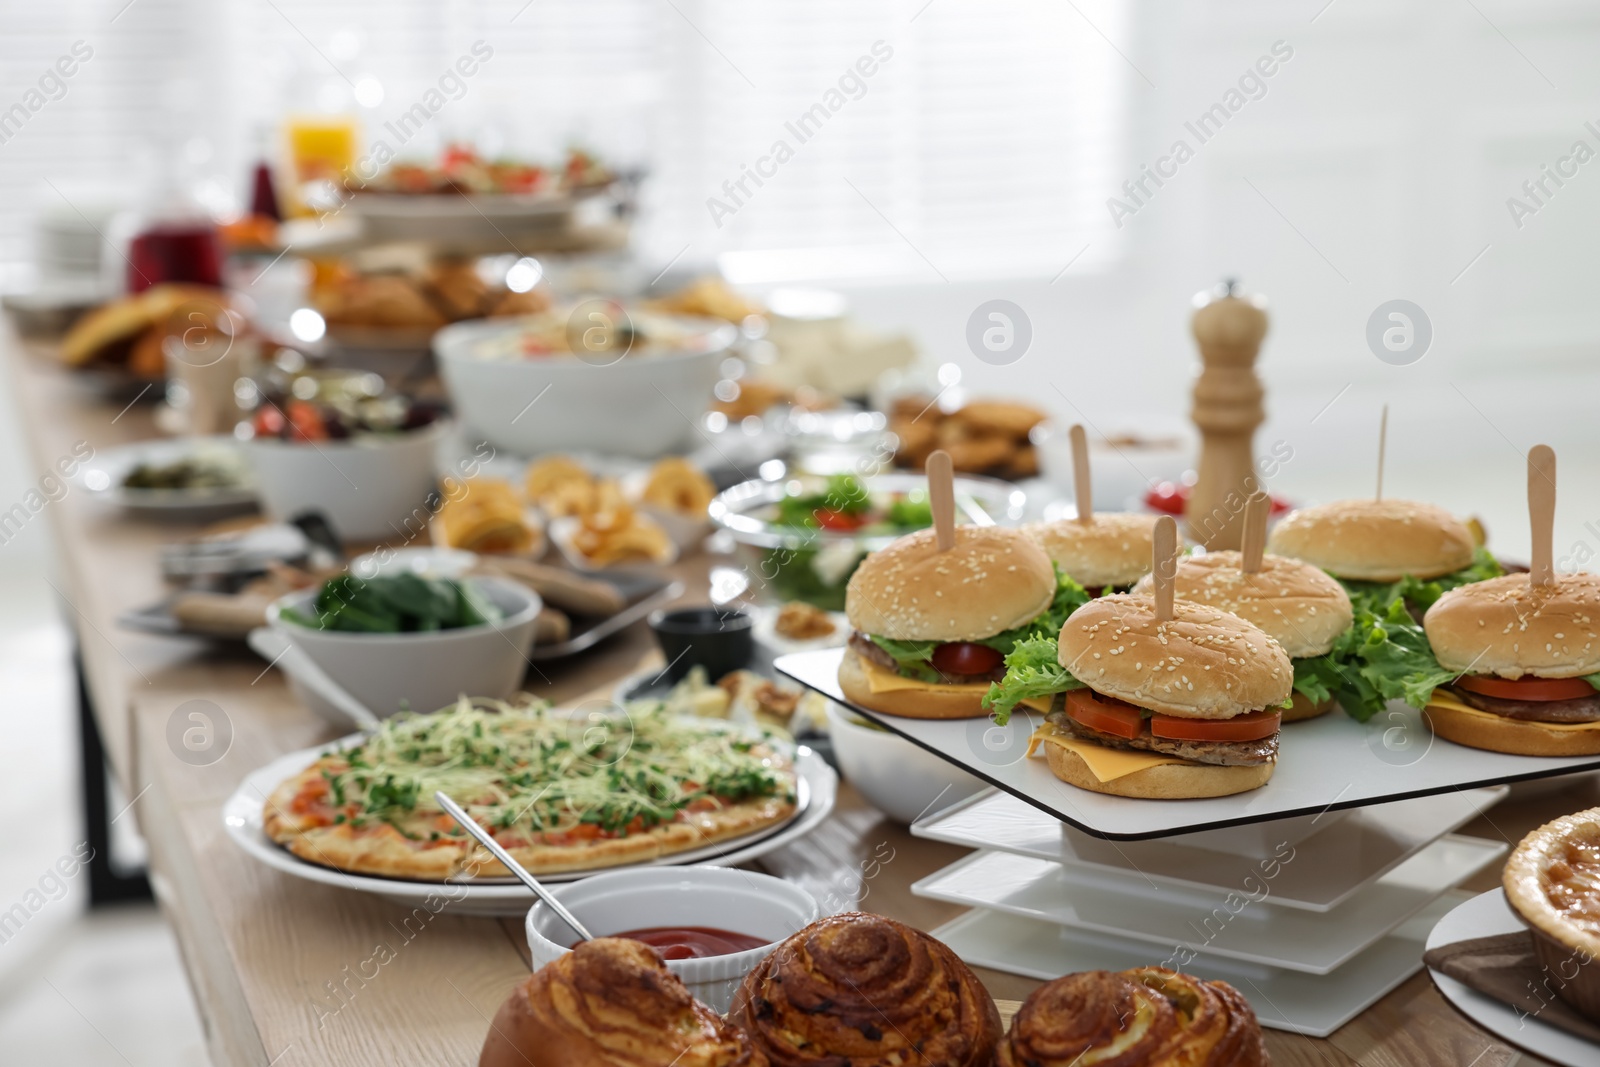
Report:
1057,594,1292,719
837,648,988,720
1042,742,1274,799
845,525,1054,641
1424,572,1600,679
731,912,1000,1067
1266,499,1475,582
997,967,1267,1067
1422,702,1600,757
1025,514,1161,590
1132,551,1353,658
479,937,765,1067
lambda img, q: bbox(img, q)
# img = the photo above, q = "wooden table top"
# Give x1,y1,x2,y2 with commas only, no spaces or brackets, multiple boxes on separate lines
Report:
6,324,1584,1067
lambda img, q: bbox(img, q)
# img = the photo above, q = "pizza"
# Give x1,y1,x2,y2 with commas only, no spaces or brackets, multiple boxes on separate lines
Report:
261,698,798,880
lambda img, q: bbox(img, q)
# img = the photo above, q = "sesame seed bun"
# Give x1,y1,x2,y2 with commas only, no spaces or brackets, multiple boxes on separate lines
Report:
1057,594,1293,719
1042,743,1275,799
1024,515,1162,590
1266,499,1475,582
836,648,990,719
1131,551,1353,658
844,525,1055,642
1423,572,1600,679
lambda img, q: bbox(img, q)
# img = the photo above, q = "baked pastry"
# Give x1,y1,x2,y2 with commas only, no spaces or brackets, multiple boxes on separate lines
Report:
997,968,1267,1066
641,457,715,517
480,937,767,1067
730,912,1000,1066
437,477,536,554
1504,808,1600,1021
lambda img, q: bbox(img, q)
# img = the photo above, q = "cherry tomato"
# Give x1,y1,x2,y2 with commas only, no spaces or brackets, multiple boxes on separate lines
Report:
285,400,328,442
930,642,1004,676
1150,709,1281,742
1457,675,1597,702
253,406,286,438
1065,690,1145,739
814,508,866,531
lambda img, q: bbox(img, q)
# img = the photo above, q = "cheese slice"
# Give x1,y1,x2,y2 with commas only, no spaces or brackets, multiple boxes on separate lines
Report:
1027,723,1190,782
860,659,993,695
1427,691,1600,731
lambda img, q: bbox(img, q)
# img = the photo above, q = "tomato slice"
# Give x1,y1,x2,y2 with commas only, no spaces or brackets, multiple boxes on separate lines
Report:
1150,709,1281,742
814,508,866,531
930,642,1004,676
1457,675,1597,702
1065,690,1145,739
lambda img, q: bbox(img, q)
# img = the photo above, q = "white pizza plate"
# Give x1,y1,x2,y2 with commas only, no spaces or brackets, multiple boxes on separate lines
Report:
1426,889,1600,1067
914,837,1503,974
223,736,836,916
777,647,1600,841
73,436,259,514
912,786,1508,911
935,890,1471,1037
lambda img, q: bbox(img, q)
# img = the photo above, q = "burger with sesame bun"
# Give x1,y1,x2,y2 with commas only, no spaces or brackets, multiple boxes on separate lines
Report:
1266,498,1500,615
983,595,1293,799
1131,551,1354,723
1025,514,1164,593
1420,573,1600,756
840,524,1091,720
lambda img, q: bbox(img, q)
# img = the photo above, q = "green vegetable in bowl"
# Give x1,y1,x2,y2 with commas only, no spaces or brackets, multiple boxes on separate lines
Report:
282,573,503,634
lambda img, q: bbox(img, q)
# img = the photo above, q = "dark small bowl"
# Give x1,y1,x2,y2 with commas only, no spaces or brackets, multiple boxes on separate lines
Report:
648,606,754,683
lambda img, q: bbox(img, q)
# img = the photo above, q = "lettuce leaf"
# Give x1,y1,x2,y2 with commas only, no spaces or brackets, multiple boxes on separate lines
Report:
983,635,1084,725
865,636,942,683
975,569,1093,658
1586,672,1600,692
1340,547,1502,615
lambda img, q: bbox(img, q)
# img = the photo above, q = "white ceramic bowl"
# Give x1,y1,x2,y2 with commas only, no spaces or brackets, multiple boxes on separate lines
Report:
245,422,446,542
266,575,540,721
826,702,986,824
1033,418,1192,513
433,314,737,459
525,866,819,1014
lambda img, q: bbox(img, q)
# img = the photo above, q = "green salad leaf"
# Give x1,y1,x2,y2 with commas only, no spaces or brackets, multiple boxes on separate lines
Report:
1340,546,1502,615
284,573,503,634
866,636,943,683
983,635,1085,725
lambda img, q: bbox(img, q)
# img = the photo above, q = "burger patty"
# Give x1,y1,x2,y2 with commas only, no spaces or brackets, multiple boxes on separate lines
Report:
1450,687,1600,724
1046,710,1278,767
846,631,1007,685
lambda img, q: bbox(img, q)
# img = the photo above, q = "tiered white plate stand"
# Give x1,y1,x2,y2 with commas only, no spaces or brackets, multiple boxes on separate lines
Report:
778,648,1600,1037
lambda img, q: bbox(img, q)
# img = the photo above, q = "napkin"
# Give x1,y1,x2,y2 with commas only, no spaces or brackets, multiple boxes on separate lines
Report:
1423,931,1600,1043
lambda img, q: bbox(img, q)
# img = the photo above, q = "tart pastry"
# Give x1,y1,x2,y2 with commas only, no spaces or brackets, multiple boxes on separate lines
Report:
997,967,1267,1066
1504,807,1600,1021
479,937,767,1067
730,912,1000,1067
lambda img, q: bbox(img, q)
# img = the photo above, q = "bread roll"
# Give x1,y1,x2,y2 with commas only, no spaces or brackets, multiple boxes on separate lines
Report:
479,937,765,1067
730,912,1000,1066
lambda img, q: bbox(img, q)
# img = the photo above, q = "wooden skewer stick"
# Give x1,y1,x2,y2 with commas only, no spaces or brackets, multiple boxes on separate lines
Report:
1375,404,1388,502
1069,424,1093,523
927,449,957,552
1529,444,1556,588
1240,492,1270,574
1152,515,1178,622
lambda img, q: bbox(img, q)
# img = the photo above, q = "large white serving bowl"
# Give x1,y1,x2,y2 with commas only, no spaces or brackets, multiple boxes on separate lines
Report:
525,866,820,1013
826,701,987,824
265,575,540,722
433,313,737,458
244,422,446,541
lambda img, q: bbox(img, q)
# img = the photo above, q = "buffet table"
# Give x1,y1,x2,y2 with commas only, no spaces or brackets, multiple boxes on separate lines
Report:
5,324,1584,1067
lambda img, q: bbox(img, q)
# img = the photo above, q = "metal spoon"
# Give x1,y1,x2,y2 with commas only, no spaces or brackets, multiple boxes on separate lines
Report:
433,790,594,943
248,627,381,732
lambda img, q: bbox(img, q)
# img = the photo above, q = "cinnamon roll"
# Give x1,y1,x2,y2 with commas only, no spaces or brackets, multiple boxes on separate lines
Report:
997,967,1267,1067
479,937,766,1067
729,912,1000,1067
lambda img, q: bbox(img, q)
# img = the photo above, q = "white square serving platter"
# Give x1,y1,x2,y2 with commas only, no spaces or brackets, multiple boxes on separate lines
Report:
778,647,1600,840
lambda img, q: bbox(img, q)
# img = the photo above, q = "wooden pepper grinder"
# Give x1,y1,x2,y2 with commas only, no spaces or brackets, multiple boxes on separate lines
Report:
1185,279,1269,550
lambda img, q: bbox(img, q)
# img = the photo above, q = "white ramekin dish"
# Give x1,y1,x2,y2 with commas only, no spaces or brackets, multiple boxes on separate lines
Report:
525,865,820,1013
826,701,987,824
266,575,540,722
245,421,446,542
